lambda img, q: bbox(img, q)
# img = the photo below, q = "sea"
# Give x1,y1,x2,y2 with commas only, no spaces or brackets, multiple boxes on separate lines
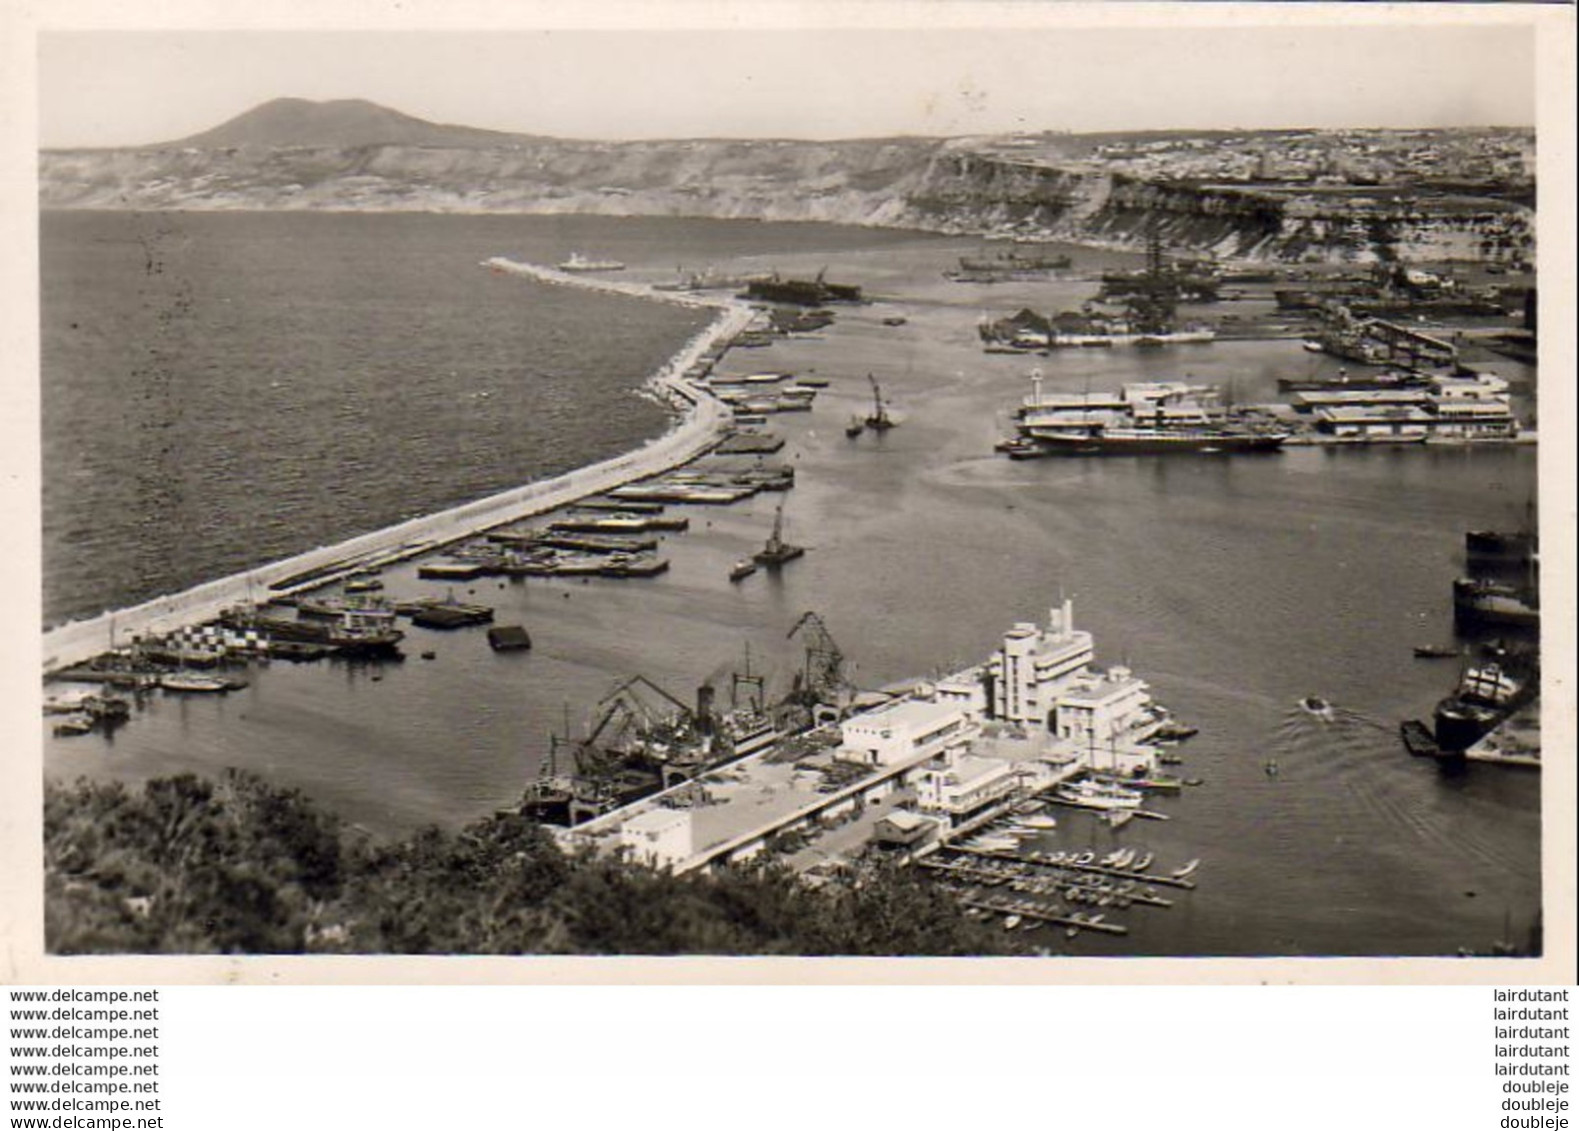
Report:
39,210,1542,957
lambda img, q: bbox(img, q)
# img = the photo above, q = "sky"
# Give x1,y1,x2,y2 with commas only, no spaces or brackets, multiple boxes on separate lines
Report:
36,20,1537,148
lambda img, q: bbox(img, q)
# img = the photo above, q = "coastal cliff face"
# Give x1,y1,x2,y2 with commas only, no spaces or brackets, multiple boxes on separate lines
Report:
39,136,1532,264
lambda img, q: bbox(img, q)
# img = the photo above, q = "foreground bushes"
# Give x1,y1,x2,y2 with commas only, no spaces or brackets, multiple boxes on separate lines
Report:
45,773,1007,956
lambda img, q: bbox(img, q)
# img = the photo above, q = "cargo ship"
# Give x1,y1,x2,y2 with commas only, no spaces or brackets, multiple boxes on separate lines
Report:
959,250,1073,273
1276,369,1432,393
1452,578,1538,628
1002,374,1289,457
1433,659,1535,754
744,271,862,306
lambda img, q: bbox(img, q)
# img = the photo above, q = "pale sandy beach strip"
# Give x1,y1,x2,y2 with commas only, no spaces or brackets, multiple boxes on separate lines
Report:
41,264,757,675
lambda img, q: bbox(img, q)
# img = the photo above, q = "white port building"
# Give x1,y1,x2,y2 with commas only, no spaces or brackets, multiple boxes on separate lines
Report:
839,695,976,768
619,807,694,869
914,750,1022,822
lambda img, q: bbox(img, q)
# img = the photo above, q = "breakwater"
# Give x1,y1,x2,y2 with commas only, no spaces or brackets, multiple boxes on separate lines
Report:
41,263,756,675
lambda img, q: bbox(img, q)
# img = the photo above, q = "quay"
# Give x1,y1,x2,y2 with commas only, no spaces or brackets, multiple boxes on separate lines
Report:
562,599,1205,921
1465,699,1542,769
41,264,759,676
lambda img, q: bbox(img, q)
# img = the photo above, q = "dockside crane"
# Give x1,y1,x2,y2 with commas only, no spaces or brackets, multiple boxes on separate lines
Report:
865,373,895,431
784,611,854,719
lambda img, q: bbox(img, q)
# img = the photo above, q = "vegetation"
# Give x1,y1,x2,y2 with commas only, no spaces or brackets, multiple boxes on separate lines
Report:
44,773,1012,957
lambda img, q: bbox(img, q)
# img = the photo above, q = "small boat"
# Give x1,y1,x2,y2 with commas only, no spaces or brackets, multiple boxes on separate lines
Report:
1020,814,1059,830
882,316,908,327
1003,914,1022,929
52,713,96,736
160,673,232,693
420,650,437,661
729,559,758,582
557,252,625,273
1153,720,1199,742
1171,858,1201,880
1299,696,1336,721
845,416,865,439
344,570,384,593
1413,644,1461,659
1074,851,1095,866
1264,759,1280,776
1132,852,1154,872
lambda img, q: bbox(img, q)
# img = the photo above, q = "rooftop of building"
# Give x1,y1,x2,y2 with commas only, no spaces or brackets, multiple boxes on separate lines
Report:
929,751,1017,787
1057,667,1150,706
1316,404,1434,422
622,807,692,835
841,693,968,735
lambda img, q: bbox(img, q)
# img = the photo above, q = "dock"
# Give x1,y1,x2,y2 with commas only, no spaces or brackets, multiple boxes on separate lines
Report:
939,843,1198,889
959,896,1129,936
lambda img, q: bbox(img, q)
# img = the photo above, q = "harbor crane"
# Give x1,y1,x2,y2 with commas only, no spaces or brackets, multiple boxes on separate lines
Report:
865,373,895,431
785,611,854,714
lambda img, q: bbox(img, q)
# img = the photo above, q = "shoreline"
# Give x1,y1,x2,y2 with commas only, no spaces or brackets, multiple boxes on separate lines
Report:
37,205,1533,271
41,262,755,676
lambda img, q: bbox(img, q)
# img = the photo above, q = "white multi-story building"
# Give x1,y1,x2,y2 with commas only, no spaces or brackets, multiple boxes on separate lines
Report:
1427,372,1518,438
1048,663,1162,761
989,598,1095,728
914,749,1021,821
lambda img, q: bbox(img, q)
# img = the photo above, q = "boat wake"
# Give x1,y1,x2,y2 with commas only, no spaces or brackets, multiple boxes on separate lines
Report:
1268,707,1523,874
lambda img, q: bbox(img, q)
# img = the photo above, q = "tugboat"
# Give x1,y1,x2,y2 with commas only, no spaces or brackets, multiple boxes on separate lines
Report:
728,558,758,583
752,497,805,569
327,594,405,656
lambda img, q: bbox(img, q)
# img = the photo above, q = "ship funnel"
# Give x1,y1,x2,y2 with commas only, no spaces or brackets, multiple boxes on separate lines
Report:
695,683,717,733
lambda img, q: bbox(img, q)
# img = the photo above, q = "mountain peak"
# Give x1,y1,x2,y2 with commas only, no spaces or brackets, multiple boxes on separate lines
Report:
164,98,531,149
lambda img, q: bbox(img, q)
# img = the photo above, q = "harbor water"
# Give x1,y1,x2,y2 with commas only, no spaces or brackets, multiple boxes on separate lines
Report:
40,212,1541,956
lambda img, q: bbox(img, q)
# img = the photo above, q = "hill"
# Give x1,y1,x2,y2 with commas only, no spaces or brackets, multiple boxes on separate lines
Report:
167,96,533,150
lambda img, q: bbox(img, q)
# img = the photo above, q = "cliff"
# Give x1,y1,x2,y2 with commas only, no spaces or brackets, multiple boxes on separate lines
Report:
39,102,1533,264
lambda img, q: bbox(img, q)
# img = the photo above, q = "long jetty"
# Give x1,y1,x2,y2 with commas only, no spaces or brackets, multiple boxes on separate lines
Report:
42,262,759,676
